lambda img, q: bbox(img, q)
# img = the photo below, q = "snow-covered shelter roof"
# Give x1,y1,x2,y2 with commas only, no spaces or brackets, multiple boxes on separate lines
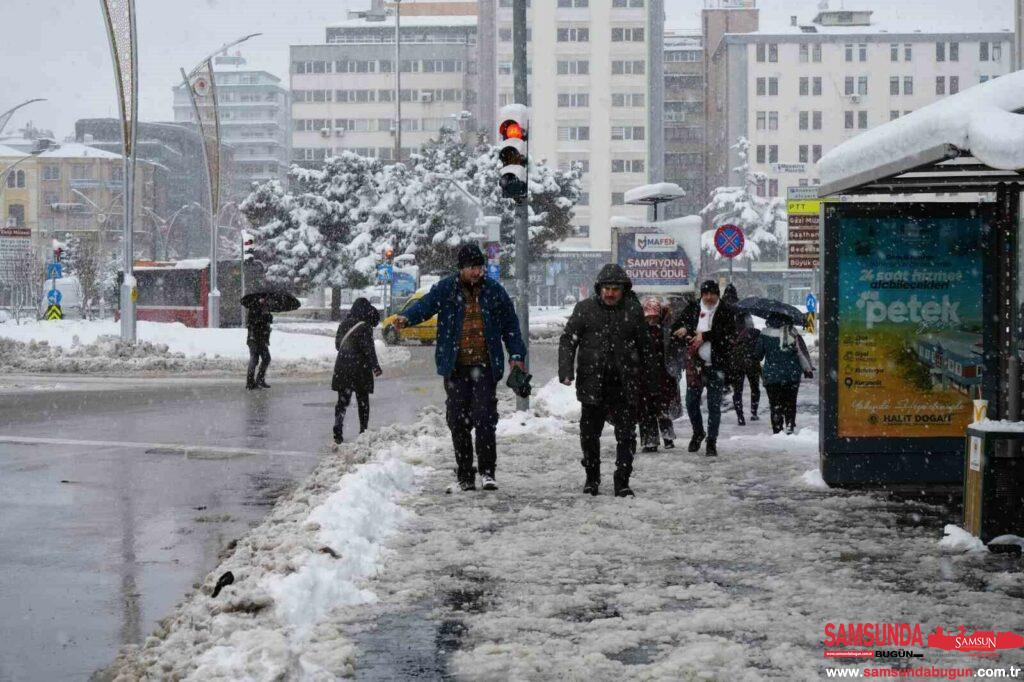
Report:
624,183,686,206
818,71,1024,196
328,15,476,29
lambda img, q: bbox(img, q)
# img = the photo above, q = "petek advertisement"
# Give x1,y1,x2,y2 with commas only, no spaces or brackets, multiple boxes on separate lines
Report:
836,212,983,438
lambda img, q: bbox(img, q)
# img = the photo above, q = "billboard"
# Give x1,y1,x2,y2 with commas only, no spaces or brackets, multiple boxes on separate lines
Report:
787,187,822,270
614,229,692,292
0,227,32,285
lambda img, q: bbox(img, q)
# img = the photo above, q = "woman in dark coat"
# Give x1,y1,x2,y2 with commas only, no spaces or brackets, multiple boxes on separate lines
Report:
722,283,762,425
639,297,680,452
754,313,814,434
332,297,382,444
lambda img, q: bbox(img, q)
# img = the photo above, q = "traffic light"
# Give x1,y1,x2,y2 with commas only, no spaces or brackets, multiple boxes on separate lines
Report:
53,246,62,262
242,229,255,262
384,247,394,263
497,104,529,199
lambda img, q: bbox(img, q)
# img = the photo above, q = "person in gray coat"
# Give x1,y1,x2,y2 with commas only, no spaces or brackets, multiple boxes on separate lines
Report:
754,313,813,434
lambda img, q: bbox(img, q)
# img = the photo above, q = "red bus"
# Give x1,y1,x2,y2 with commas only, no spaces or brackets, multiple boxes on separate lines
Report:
122,259,258,327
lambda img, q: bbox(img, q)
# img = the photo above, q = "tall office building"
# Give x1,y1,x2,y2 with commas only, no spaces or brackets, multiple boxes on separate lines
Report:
663,30,704,219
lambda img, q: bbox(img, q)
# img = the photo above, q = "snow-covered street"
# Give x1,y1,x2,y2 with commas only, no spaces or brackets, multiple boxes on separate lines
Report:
105,379,1024,680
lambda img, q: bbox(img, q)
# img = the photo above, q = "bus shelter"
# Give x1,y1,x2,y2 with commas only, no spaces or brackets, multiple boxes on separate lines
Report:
816,71,1024,487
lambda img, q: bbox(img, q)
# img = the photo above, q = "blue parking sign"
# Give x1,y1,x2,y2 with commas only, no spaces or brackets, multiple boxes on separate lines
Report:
46,262,62,280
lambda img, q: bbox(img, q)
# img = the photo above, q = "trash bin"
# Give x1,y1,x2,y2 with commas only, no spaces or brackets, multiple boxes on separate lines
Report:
963,425,1024,542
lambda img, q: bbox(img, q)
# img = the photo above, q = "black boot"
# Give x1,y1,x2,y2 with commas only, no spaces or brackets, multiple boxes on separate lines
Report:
663,439,675,449
687,433,705,452
641,444,658,453
583,467,600,496
613,469,634,497
737,413,746,426
750,412,759,421
705,439,718,457
456,466,476,491
257,379,270,389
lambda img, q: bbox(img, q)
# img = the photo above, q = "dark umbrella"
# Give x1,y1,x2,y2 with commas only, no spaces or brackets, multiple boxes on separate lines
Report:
736,297,806,326
241,290,301,313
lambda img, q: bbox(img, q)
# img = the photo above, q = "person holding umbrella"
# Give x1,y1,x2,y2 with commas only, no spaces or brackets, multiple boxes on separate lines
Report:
722,283,761,426
241,290,301,391
332,297,382,444
753,312,814,434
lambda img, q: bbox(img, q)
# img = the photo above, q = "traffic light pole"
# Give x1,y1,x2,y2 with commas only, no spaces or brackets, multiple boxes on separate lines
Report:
512,0,529,411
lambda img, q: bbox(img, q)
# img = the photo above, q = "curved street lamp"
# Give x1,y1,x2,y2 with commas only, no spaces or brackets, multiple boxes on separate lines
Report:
0,99,46,137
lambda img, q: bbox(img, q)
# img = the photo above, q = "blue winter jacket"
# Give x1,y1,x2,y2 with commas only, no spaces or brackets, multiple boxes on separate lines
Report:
402,274,527,382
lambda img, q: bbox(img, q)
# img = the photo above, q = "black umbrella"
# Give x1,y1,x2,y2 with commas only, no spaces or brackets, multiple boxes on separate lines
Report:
736,296,806,326
241,290,301,313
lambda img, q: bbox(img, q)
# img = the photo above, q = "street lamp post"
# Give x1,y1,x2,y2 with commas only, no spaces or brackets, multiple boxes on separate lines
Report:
0,99,46,137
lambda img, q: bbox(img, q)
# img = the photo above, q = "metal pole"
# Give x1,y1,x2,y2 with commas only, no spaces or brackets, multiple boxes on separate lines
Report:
513,0,529,411
121,5,139,343
394,0,402,163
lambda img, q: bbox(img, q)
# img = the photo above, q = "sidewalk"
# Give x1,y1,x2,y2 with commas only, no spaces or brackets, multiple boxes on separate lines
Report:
106,380,1024,681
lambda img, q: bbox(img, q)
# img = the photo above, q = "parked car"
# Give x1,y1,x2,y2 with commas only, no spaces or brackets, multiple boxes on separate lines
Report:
381,287,437,345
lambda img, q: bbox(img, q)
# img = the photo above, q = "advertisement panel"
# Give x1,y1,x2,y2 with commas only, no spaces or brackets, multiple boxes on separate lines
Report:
0,227,32,285
834,210,984,439
615,229,692,291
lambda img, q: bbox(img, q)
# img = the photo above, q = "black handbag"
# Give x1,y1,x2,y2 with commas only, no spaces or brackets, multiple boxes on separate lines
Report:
506,364,533,398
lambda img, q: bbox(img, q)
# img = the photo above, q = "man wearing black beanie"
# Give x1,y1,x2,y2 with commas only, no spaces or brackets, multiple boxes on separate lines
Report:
395,243,526,491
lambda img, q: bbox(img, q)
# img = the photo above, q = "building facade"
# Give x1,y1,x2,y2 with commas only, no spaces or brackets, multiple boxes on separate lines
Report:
290,7,479,166
489,0,665,252
663,31,704,219
173,54,290,204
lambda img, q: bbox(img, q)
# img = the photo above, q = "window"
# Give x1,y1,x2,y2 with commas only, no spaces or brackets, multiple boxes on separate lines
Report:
557,93,590,107
611,126,645,140
769,111,778,130
950,76,959,94
813,111,822,130
813,77,822,96
858,43,867,61
612,0,645,6
890,44,899,61
799,111,809,130
756,145,765,163
903,76,913,95
858,76,868,95
799,44,808,62
980,42,989,61
611,159,645,173
768,77,778,96
756,178,766,197
890,110,900,120
936,42,945,62
844,76,854,95
756,43,765,62
905,43,913,61
993,43,1002,61
950,42,959,61
557,60,589,75
844,111,854,129
612,92,644,107
858,110,868,129
574,224,590,238
577,193,589,206
813,145,822,163
844,43,853,62
768,43,778,62
768,145,778,163
799,77,809,96
7,204,25,227
43,165,60,181
936,76,946,95
612,193,625,205
769,179,778,197
611,27,644,42
611,60,645,75
557,27,590,42
756,77,765,96
980,75,990,83
890,76,900,95
6,170,25,188
799,145,809,163
557,126,590,141
812,44,821,62
756,111,766,130
557,0,588,6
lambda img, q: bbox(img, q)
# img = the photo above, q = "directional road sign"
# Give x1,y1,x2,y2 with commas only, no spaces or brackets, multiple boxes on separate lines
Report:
714,224,745,259
47,289,62,306
46,262,62,280
806,292,818,314
44,304,63,321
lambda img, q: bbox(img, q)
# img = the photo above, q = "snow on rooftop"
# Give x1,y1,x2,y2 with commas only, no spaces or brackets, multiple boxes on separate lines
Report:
0,144,28,158
742,0,1011,36
624,182,686,205
37,143,122,160
328,15,476,29
818,70,1024,190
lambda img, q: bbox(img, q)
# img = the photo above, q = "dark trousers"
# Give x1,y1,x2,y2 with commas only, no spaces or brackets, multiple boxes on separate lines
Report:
765,382,800,433
333,388,370,443
731,364,762,417
247,343,270,385
686,368,725,441
579,379,636,477
639,408,676,448
444,365,498,479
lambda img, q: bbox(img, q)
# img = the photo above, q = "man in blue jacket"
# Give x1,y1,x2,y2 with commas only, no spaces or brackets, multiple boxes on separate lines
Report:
394,243,527,492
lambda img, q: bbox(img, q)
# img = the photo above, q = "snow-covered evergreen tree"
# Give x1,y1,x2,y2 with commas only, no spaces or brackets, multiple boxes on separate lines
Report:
701,138,787,264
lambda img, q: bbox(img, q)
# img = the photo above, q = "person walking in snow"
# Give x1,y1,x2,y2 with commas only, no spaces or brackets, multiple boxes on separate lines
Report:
722,283,762,425
639,297,680,453
671,280,737,456
331,297,382,445
393,243,526,492
559,264,650,497
754,313,814,434
245,296,273,390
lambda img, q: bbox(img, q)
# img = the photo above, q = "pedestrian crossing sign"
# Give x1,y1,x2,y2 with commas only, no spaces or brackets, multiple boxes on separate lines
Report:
44,304,63,321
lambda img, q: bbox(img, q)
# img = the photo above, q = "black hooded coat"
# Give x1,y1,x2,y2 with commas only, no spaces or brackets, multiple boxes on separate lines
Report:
332,298,382,393
558,264,650,407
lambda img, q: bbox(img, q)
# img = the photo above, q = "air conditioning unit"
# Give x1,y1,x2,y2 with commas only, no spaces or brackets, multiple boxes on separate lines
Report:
320,127,331,138
334,129,345,137
850,94,861,104
420,92,434,104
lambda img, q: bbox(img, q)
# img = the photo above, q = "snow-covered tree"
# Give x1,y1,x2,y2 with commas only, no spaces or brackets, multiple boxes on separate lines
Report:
701,137,786,264
62,233,102,319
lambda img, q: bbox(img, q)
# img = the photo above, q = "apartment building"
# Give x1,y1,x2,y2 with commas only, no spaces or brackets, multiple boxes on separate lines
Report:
488,0,665,253
290,4,479,166
664,31,704,219
173,53,290,203
706,1,1013,199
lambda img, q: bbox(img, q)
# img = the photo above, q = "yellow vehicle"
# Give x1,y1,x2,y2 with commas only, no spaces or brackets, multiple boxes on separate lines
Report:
382,287,437,345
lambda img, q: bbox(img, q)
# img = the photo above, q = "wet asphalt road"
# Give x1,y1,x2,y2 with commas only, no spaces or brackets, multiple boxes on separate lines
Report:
0,345,559,682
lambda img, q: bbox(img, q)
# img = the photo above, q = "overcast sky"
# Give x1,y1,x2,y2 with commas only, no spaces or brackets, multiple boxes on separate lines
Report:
3,0,702,140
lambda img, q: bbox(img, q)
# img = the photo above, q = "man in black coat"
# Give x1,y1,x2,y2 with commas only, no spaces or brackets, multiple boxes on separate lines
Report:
558,264,650,497
671,280,737,456
246,297,273,390
331,297,382,444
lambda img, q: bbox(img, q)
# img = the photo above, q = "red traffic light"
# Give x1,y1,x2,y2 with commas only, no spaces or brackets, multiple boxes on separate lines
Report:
499,120,525,141
385,248,394,260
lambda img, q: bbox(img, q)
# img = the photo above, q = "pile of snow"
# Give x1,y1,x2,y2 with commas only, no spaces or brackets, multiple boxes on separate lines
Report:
532,376,582,421
529,306,572,342
108,411,450,680
0,320,408,375
939,524,989,554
